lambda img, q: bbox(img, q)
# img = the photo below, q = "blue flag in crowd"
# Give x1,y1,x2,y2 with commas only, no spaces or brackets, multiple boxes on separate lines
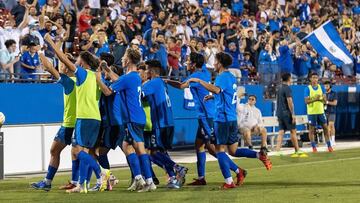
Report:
305,21,353,67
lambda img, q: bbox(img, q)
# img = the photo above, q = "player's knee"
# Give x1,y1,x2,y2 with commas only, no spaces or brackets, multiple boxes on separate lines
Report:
50,147,61,157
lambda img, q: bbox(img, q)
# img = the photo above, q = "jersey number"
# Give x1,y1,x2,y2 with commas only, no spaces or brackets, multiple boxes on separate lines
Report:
165,90,172,107
138,86,142,107
232,92,237,104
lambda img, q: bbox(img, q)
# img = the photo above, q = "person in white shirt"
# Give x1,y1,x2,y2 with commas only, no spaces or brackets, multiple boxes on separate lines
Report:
237,95,268,151
176,16,193,42
209,1,221,24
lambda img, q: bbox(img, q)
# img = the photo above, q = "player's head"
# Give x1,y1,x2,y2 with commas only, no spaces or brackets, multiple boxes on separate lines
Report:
78,51,99,71
59,53,76,76
145,59,162,78
309,72,319,85
187,52,205,72
214,52,233,72
100,52,114,67
324,81,332,91
122,48,141,68
248,95,257,106
138,62,150,82
281,73,292,84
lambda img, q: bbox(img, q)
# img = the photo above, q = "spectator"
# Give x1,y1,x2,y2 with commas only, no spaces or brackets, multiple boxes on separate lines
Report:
278,39,295,74
94,29,110,57
237,95,268,151
209,1,221,25
240,52,255,83
78,5,92,33
176,16,193,42
293,44,310,83
111,29,128,67
223,41,242,82
20,42,40,80
354,49,360,82
0,39,19,80
122,14,141,43
232,0,244,17
167,36,181,79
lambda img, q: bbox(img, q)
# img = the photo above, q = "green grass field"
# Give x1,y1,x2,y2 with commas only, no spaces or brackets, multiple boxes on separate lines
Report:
1,148,360,203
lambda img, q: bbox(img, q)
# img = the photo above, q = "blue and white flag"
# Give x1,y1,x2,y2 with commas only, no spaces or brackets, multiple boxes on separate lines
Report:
305,21,353,67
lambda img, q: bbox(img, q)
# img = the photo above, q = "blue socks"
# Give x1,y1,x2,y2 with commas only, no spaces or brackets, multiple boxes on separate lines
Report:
234,148,257,158
71,159,79,183
86,166,92,184
79,161,89,185
311,142,317,148
127,153,141,177
326,141,331,147
45,166,58,181
150,154,165,168
139,154,152,179
196,151,206,178
154,152,176,168
216,152,231,179
77,151,101,180
98,154,110,170
150,153,175,177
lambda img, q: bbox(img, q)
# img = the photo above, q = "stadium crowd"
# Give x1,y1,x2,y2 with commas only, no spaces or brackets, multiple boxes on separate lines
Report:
0,0,360,83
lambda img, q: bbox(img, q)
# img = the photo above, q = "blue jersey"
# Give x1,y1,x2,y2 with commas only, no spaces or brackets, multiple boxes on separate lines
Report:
142,77,174,128
185,69,215,119
110,71,146,125
214,71,237,122
99,76,122,126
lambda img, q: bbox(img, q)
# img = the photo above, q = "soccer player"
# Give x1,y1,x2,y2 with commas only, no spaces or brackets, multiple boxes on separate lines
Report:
304,72,333,153
142,59,188,189
187,52,271,189
44,34,110,193
275,73,308,157
324,81,337,146
105,48,156,192
166,52,245,186
93,53,124,190
31,53,79,191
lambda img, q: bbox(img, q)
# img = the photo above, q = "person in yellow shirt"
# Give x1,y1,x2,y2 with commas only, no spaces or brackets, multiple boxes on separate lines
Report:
304,72,333,153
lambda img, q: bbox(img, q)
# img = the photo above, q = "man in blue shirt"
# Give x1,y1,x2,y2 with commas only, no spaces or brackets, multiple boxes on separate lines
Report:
106,48,156,192
278,40,295,74
20,43,40,80
293,45,311,83
142,60,187,188
224,42,242,82
187,52,272,189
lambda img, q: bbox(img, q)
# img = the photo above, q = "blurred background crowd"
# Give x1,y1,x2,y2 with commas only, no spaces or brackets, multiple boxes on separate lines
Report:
0,0,359,85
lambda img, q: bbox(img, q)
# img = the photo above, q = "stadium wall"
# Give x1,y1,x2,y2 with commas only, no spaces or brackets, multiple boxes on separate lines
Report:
0,84,359,174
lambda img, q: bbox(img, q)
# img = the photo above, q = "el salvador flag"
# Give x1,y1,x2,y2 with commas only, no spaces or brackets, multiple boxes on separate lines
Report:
304,21,353,67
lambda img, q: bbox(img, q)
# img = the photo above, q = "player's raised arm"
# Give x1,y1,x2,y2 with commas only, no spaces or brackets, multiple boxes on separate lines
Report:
43,34,76,72
187,78,221,94
164,79,189,89
39,53,60,80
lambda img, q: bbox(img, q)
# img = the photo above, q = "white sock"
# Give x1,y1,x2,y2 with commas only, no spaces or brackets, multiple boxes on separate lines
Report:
145,178,153,185
256,153,260,158
225,177,233,184
135,175,142,180
71,180,78,185
96,178,102,185
198,176,205,180
234,169,240,174
44,178,52,185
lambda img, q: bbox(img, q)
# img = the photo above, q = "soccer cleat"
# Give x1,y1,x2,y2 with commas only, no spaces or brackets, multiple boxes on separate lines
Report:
153,177,160,186
221,182,236,189
297,151,308,158
175,165,188,185
167,178,181,189
88,183,102,192
99,169,111,192
235,168,247,186
273,151,284,156
187,178,207,186
312,147,318,153
109,173,119,187
328,146,334,152
260,147,269,155
137,182,157,192
127,177,146,191
259,151,272,170
290,153,300,158
59,181,77,190
66,184,87,194
30,180,51,192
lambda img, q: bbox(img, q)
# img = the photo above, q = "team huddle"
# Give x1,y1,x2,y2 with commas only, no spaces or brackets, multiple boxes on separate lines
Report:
29,31,335,193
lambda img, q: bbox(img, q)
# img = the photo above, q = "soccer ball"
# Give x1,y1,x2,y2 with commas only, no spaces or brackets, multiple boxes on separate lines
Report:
0,112,5,125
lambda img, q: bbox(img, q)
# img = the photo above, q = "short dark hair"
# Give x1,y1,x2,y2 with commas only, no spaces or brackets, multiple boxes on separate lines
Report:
145,59,161,75
4,39,16,49
281,73,291,82
100,52,114,66
189,52,205,69
151,42,160,50
324,81,332,87
310,72,318,77
215,52,233,68
248,95,257,100
90,18,101,26
80,51,99,71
